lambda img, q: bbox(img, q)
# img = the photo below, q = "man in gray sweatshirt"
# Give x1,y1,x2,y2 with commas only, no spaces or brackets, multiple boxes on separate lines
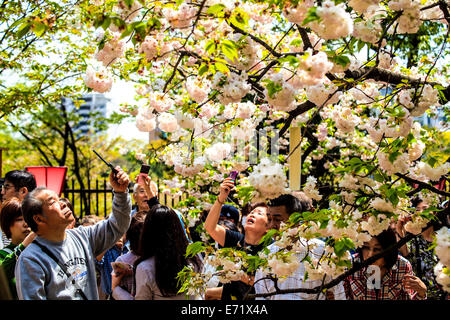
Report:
15,167,132,300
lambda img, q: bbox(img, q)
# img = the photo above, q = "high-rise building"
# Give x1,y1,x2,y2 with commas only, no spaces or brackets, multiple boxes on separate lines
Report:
62,93,109,136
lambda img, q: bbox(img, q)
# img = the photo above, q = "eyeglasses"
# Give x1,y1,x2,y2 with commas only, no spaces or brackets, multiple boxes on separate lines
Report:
1,184,15,191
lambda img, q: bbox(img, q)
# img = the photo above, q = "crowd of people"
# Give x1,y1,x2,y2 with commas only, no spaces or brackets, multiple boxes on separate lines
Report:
0,169,448,300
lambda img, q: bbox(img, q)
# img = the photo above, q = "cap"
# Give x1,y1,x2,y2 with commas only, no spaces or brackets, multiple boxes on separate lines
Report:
220,204,240,225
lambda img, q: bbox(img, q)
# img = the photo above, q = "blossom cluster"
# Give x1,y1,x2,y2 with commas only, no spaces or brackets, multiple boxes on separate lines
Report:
95,32,126,66
307,1,353,40
247,157,289,201
162,3,197,29
226,33,259,71
212,72,251,106
434,227,450,293
84,65,113,93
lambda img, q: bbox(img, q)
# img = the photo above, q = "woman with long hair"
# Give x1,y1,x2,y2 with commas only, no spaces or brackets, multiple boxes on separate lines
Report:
133,204,202,300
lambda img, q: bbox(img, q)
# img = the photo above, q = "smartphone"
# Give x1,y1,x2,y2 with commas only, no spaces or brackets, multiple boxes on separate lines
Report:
93,150,118,176
137,164,151,184
225,171,239,192
229,171,239,184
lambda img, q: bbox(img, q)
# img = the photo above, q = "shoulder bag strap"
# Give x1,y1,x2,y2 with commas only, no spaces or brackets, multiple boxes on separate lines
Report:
33,240,89,300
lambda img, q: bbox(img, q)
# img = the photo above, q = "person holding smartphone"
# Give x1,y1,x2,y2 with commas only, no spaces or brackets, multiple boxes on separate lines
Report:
204,175,270,300
137,175,191,242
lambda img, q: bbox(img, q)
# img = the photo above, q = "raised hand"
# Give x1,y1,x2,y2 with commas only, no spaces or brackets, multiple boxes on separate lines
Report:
110,166,130,193
218,178,235,203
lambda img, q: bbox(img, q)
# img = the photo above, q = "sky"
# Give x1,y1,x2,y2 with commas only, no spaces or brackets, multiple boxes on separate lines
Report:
103,79,149,143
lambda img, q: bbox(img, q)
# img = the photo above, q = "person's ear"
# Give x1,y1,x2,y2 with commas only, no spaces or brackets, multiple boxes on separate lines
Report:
18,187,28,198
33,214,47,226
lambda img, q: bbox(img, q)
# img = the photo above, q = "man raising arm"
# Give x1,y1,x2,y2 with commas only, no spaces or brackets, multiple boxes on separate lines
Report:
15,166,132,300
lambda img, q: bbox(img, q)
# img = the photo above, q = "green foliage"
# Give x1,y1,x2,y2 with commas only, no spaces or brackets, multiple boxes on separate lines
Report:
302,6,321,26
262,79,283,99
186,241,206,258
333,238,355,258
221,40,239,61
207,3,226,15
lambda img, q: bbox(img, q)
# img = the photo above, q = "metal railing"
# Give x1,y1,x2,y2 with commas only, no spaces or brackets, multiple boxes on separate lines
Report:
62,179,188,218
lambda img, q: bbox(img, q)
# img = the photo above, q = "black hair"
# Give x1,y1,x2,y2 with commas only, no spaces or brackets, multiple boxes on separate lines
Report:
241,202,268,216
21,187,46,232
410,196,423,208
134,205,202,297
268,194,304,216
357,228,399,271
127,213,145,252
433,200,450,229
0,178,4,202
4,170,37,193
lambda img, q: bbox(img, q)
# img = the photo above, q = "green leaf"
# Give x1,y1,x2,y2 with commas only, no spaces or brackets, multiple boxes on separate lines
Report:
205,39,216,54
288,211,303,224
207,3,226,15
329,55,350,67
101,17,112,30
246,255,265,272
302,7,320,26
112,17,126,30
426,156,438,167
229,8,248,29
278,55,300,68
185,241,205,258
388,192,399,207
259,229,278,247
16,21,31,39
221,40,238,61
262,79,283,99
290,39,303,48
120,24,134,39
123,0,135,8
215,62,230,74
388,151,401,163
198,63,209,76
374,172,385,183
334,238,355,258
32,21,46,37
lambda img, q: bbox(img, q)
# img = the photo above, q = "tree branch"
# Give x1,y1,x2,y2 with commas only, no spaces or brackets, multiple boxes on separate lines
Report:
397,173,450,197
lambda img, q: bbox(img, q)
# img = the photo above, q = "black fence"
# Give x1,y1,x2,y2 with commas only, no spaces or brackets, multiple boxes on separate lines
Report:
62,178,188,219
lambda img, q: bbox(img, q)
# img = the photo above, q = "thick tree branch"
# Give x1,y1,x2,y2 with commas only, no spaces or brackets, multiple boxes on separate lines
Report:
345,67,449,103
397,173,450,197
